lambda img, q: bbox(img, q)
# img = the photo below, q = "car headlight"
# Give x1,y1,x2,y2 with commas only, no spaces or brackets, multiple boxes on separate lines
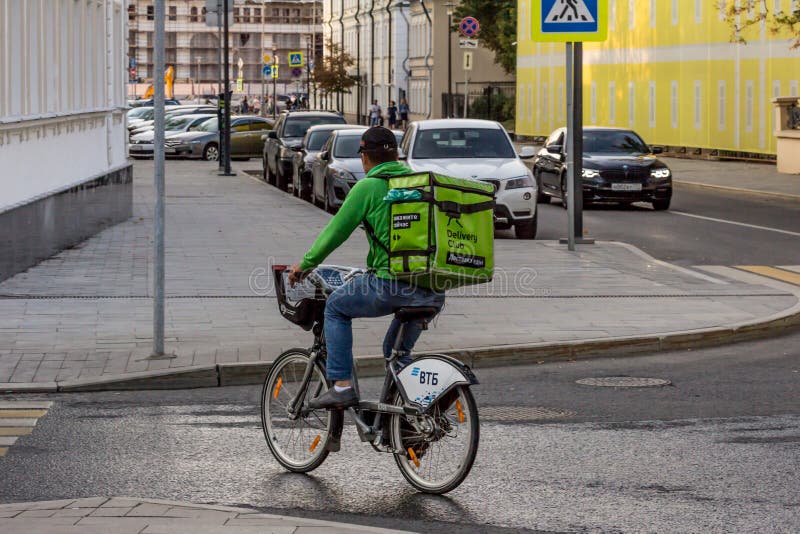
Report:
331,168,355,183
581,168,600,179
505,175,534,189
651,168,671,179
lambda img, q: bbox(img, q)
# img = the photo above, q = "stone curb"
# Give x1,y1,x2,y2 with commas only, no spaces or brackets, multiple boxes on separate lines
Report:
673,180,800,202
0,496,416,533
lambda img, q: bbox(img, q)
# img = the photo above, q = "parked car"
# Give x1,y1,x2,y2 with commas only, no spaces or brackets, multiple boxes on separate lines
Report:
533,127,672,211
400,119,538,239
263,110,346,191
128,98,181,108
126,106,154,126
164,116,273,161
128,105,217,135
128,113,216,158
291,124,367,200
310,129,404,212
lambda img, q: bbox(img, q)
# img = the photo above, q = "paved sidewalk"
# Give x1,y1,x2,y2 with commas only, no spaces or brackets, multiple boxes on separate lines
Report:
0,160,797,391
0,496,411,533
663,157,800,200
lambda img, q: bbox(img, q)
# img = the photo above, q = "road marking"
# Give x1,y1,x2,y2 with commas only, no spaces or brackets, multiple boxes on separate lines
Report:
0,409,48,418
693,266,800,292
0,402,52,457
0,427,33,436
736,266,800,286
670,211,800,237
0,418,38,427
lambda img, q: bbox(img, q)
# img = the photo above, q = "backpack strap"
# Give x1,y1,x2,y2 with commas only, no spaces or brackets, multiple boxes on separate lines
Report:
362,218,390,254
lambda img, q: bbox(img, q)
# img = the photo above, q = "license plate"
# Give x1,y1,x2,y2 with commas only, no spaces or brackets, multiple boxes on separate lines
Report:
611,183,642,191
165,148,177,154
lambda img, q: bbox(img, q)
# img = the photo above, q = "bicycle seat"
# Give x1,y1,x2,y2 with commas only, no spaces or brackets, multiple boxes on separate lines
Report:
394,306,440,323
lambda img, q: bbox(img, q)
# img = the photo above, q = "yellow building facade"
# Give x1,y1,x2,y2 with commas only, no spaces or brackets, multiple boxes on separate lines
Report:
515,0,800,155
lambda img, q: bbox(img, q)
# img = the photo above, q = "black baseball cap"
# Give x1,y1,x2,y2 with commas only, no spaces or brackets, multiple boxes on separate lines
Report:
358,126,398,153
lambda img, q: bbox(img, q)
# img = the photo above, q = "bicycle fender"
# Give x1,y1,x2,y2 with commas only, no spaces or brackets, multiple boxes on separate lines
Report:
398,355,478,409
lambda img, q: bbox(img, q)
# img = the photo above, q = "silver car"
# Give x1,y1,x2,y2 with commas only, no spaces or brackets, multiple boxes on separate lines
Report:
400,119,538,239
128,113,216,158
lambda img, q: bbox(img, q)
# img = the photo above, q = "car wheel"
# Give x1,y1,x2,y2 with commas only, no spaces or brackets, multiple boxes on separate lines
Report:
514,213,538,239
652,198,671,211
535,171,550,203
203,143,219,161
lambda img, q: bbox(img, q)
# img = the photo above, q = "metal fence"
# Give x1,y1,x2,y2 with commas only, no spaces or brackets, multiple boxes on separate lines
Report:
443,82,516,123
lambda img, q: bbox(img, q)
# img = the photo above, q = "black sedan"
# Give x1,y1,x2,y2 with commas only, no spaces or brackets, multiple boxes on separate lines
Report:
533,127,673,210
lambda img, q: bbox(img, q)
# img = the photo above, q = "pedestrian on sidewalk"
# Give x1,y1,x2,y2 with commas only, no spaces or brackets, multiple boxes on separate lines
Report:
399,98,410,130
388,100,398,129
241,96,250,114
369,100,382,127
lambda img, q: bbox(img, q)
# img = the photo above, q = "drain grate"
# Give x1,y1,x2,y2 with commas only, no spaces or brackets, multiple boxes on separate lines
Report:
576,376,672,388
480,405,575,422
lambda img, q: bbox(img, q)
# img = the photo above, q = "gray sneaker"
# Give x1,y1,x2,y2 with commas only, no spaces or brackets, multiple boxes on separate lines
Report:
308,387,359,409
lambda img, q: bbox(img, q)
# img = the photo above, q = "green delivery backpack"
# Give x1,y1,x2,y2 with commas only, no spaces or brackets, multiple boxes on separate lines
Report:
364,171,495,291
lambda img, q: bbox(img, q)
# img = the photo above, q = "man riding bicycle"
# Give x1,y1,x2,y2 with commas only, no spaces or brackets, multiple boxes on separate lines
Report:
288,127,445,409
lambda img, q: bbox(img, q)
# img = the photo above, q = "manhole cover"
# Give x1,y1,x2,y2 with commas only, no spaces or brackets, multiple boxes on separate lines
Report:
480,405,575,421
576,377,672,388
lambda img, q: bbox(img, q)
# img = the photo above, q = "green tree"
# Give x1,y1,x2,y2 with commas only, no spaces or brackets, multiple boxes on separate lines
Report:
313,39,357,103
723,0,800,48
453,0,517,74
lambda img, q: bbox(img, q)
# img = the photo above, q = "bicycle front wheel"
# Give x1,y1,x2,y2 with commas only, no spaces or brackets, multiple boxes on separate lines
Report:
391,385,480,494
261,348,337,472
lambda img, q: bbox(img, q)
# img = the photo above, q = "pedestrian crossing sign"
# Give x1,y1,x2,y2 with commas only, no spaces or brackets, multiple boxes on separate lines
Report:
288,52,304,67
531,0,608,42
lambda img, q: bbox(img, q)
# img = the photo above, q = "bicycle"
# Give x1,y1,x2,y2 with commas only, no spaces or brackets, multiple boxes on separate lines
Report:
261,264,480,494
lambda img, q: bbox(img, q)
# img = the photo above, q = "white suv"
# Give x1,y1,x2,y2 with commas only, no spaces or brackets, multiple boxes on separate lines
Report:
400,119,538,239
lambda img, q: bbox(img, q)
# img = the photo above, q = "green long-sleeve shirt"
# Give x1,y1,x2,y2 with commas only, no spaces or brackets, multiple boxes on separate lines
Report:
300,160,412,279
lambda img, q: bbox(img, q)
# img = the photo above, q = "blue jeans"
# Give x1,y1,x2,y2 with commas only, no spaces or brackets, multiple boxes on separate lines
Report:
324,274,445,381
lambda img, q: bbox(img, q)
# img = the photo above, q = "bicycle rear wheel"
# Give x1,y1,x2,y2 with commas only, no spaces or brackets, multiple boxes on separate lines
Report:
261,349,339,472
391,385,480,494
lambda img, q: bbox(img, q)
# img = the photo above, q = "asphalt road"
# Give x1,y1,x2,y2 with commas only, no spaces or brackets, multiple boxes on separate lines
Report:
1,330,798,533
527,184,800,267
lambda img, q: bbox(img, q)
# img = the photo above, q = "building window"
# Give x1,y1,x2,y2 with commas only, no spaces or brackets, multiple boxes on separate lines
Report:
671,0,678,25
254,8,261,23
128,5,136,21
234,8,240,23
558,82,564,122
590,81,597,124
609,82,616,125
190,7,198,22
791,80,798,97
773,80,781,99
542,82,549,123
774,0,782,14
649,81,656,127
650,0,656,27
610,0,615,30
694,81,702,130
745,81,754,132
718,81,726,131
671,81,678,129
629,0,635,29
694,0,702,23
243,8,250,23
168,6,176,21
147,5,154,21
628,82,635,126
527,84,533,124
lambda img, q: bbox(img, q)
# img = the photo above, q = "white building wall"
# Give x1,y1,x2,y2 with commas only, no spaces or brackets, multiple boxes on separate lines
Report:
0,0,128,212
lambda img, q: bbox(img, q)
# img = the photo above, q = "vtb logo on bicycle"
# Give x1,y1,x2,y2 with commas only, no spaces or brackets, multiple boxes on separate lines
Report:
410,366,439,385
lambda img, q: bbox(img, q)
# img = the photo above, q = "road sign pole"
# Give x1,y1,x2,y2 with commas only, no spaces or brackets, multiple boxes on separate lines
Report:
565,42,575,252
220,0,234,176
573,42,585,239
151,0,167,358
464,70,469,118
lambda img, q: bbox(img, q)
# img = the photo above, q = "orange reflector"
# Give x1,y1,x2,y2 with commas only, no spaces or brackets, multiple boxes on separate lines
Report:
407,447,420,468
273,377,283,399
455,400,465,423
309,434,321,453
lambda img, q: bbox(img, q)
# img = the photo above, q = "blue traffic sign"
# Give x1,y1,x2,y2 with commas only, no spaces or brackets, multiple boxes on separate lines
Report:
459,16,480,38
532,0,608,42
262,65,272,77
288,52,304,67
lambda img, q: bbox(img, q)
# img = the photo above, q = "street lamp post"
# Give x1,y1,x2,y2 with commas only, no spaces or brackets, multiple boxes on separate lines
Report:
272,44,277,119
445,3,454,118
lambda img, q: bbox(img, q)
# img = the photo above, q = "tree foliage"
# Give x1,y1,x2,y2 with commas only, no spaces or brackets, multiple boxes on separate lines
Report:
723,0,800,48
313,39,357,97
453,0,517,74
